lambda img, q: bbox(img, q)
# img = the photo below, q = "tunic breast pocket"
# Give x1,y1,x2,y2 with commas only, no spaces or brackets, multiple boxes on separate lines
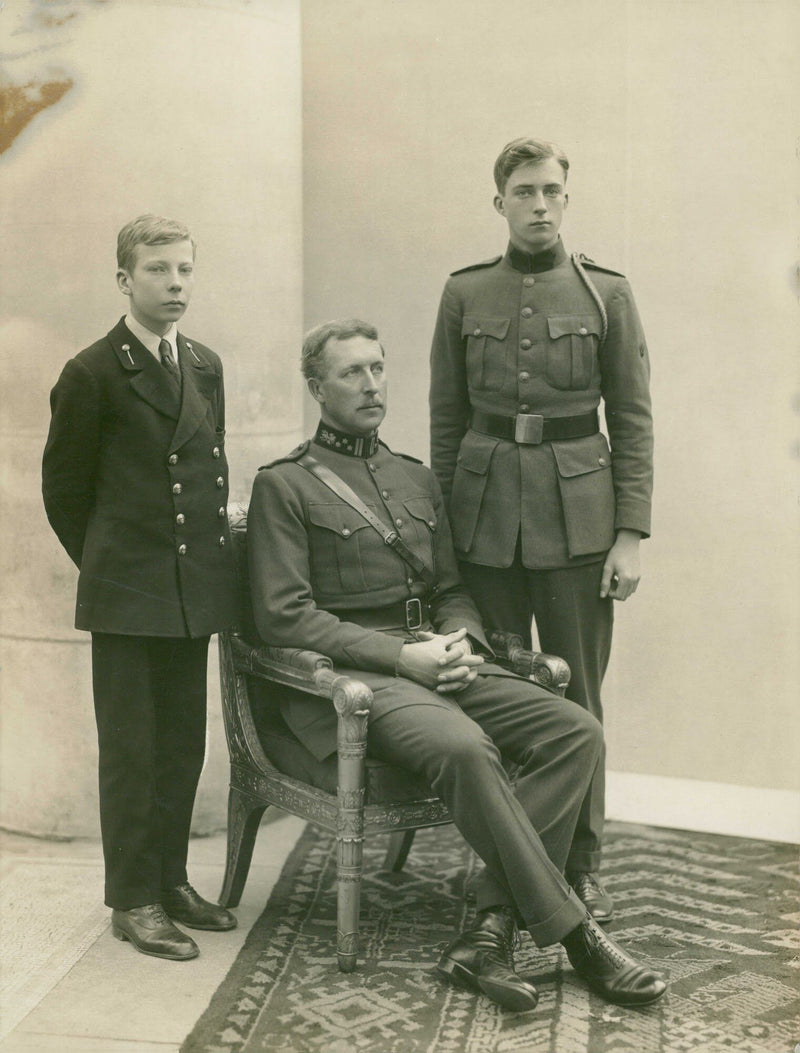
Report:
546,315,600,390
462,315,511,392
307,503,374,594
401,496,437,573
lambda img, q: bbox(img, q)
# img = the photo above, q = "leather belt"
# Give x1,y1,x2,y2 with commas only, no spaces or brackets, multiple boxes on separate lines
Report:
470,408,599,445
334,597,431,631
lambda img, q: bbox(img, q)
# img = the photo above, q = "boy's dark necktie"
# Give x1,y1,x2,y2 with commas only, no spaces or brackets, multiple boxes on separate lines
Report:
159,339,181,388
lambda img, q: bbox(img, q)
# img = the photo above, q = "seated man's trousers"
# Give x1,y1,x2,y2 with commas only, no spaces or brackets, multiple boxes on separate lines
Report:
357,669,602,946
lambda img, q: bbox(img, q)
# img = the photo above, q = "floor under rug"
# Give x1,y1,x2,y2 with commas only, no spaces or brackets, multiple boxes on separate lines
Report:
182,820,799,1053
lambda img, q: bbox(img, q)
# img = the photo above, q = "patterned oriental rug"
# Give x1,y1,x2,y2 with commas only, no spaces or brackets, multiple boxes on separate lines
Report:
182,821,799,1053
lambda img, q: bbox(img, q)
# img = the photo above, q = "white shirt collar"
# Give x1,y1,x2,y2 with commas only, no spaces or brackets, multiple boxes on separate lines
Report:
124,315,178,360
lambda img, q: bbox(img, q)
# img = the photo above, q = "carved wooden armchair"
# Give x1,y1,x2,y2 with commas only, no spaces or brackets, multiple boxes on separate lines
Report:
218,508,570,972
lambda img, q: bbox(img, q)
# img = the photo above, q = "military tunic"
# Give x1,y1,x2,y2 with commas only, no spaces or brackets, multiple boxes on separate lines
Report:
430,238,652,567
247,425,604,945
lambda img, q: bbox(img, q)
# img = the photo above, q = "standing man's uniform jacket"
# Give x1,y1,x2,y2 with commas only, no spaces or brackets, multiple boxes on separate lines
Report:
43,317,237,636
429,239,653,569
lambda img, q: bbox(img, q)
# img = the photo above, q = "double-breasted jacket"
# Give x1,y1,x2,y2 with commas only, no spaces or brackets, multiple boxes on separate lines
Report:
42,317,237,637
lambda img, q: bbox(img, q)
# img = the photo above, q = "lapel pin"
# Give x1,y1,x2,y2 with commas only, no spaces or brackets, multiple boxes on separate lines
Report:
121,343,135,365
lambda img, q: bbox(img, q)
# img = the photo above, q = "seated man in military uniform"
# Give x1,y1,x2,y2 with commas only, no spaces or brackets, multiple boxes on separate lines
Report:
246,318,666,1012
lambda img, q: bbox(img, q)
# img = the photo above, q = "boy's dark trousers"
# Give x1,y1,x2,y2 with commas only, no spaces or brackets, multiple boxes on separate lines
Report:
91,633,210,909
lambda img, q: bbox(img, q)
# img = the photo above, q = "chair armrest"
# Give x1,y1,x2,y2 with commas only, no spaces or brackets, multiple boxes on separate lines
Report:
488,630,571,697
230,635,373,720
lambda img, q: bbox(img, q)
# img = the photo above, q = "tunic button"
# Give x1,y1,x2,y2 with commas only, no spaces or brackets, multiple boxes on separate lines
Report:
168,454,178,465
212,446,221,458
579,326,588,336
176,513,185,526
218,536,226,547
381,489,389,499
520,404,530,412
519,371,530,381
216,476,224,489
342,527,351,537
218,506,226,518
407,577,414,587
521,307,533,318
369,463,377,472
520,339,532,350
473,327,482,336
172,483,182,495
523,277,535,287
178,544,187,555
395,518,403,528
598,456,607,466
428,519,436,529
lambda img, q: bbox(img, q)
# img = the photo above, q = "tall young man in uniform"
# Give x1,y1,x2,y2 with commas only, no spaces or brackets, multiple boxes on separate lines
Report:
42,215,238,960
247,319,665,1012
429,139,654,923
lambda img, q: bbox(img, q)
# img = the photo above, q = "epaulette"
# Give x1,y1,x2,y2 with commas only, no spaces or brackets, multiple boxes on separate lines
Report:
575,253,625,278
450,255,503,277
378,440,422,464
258,439,310,470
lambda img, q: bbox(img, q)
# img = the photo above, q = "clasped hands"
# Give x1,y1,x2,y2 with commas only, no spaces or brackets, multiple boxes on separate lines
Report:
397,627,484,694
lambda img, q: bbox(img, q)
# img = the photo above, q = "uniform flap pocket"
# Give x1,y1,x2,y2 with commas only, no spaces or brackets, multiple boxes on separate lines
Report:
457,432,501,475
547,315,600,340
403,496,437,529
308,502,371,537
462,315,511,340
552,433,611,478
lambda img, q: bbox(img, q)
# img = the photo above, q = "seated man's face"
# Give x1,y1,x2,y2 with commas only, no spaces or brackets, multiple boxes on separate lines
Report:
310,335,387,436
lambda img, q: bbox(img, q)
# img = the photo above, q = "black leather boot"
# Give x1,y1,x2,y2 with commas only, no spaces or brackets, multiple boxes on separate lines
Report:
562,914,667,1005
436,906,539,1012
567,870,614,925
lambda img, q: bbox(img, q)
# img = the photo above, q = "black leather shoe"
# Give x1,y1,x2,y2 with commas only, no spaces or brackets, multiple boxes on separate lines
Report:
161,883,237,931
111,904,199,961
568,871,614,924
562,914,667,1006
436,906,539,1012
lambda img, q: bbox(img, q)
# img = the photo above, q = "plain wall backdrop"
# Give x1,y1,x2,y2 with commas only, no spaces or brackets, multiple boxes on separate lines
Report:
0,0,303,836
302,0,800,796
0,0,797,841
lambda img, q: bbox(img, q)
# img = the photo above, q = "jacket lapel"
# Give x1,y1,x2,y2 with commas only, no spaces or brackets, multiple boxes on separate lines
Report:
168,333,220,453
107,318,180,421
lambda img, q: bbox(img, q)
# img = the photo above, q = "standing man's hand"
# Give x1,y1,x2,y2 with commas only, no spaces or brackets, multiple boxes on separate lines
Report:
600,529,642,601
397,627,484,693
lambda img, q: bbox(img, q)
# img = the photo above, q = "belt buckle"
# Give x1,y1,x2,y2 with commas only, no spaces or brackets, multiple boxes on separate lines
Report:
515,413,544,444
405,597,423,630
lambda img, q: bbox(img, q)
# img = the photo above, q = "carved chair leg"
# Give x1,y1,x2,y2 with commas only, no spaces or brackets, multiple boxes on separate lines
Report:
336,832,363,973
381,829,417,873
219,785,267,908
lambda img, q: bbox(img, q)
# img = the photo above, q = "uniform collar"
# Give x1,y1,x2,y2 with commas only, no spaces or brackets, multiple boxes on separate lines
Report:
314,421,380,458
506,237,568,274
125,314,178,359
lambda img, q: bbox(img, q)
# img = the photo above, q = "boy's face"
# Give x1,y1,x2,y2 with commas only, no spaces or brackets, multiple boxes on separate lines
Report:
117,239,195,335
493,157,568,254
